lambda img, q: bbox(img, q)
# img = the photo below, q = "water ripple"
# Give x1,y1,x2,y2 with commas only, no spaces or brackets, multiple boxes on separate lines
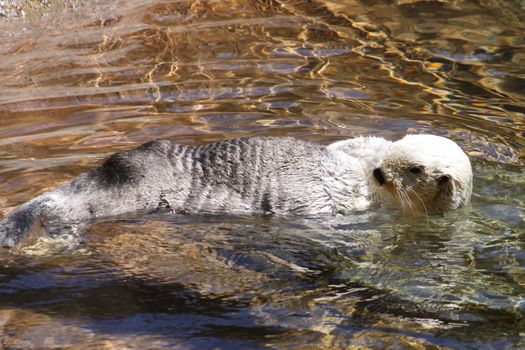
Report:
0,0,524,348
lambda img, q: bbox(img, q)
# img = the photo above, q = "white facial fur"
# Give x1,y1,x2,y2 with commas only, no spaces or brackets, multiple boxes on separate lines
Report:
372,134,473,214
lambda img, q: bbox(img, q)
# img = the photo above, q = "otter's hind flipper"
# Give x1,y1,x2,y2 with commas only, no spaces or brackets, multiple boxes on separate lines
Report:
0,140,180,248
0,196,50,247
0,192,85,248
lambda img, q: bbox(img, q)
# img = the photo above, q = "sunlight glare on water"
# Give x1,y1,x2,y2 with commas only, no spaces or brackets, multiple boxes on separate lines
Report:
0,0,524,348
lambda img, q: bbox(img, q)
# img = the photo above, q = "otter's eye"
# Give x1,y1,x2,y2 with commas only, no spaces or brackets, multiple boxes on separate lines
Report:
409,166,423,174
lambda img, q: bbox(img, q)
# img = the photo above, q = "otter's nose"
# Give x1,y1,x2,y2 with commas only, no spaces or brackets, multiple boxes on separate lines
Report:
373,168,386,185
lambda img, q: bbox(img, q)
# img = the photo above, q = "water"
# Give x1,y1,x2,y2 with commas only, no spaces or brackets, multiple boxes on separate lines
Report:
0,0,524,348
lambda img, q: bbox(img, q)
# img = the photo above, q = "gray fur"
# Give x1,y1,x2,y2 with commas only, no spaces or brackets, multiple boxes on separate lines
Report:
0,137,387,247
0,135,474,248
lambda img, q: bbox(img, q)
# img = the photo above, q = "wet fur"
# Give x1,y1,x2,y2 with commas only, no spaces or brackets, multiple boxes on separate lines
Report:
0,135,472,248
372,134,473,215
0,137,388,247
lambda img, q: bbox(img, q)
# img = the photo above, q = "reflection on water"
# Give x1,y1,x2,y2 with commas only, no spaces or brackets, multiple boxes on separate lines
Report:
0,0,524,348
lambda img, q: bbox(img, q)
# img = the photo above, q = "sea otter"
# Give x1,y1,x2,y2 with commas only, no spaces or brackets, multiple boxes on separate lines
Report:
0,135,472,247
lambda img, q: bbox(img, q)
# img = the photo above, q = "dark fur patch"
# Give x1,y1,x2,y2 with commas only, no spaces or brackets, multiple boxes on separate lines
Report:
261,192,274,214
98,139,173,187
100,153,141,186
138,139,169,152
158,192,171,210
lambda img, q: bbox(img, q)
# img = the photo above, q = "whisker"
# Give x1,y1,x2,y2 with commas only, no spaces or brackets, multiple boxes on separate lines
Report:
396,186,411,217
401,188,414,209
407,187,430,224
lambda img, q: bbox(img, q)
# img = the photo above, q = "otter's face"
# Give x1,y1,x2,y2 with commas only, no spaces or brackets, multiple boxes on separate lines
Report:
371,134,472,215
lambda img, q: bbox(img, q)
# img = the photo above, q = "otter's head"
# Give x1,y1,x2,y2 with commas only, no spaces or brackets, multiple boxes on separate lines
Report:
372,134,472,214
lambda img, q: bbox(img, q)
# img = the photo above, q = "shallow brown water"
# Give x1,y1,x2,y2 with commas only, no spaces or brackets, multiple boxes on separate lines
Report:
0,0,524,349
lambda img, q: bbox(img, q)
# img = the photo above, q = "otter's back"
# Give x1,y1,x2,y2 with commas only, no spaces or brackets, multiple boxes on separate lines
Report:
165,137,332,213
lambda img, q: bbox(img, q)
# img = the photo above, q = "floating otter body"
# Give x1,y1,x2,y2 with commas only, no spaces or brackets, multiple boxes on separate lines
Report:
0,135,472,247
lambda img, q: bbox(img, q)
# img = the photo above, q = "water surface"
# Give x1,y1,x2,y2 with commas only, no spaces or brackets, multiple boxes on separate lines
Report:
0,0,524,348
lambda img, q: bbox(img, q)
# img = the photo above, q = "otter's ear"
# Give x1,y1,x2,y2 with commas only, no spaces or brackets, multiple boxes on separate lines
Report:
437,175,453,196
